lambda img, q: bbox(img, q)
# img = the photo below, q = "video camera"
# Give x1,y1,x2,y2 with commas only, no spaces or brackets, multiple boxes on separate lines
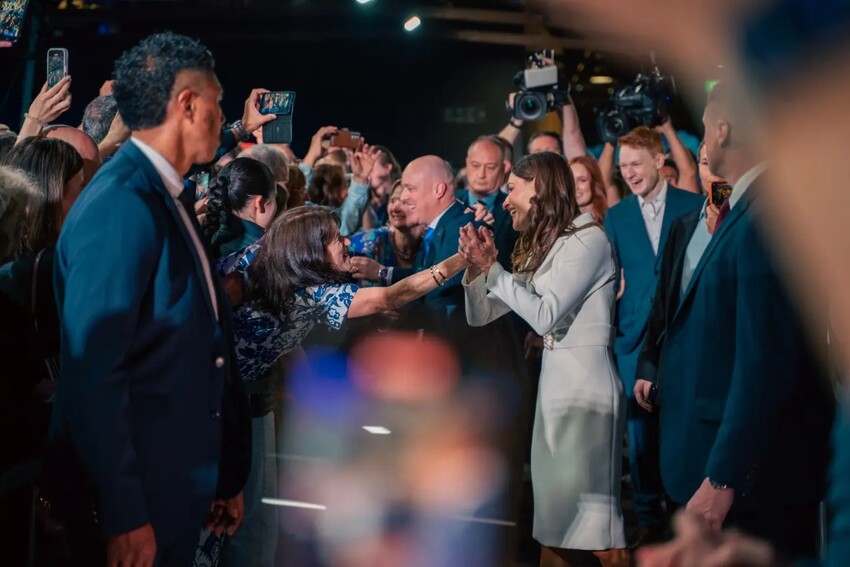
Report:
596,65,676,144
508,50,571,122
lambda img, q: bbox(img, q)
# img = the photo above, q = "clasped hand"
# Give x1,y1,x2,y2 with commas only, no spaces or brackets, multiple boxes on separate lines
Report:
458,223,497,276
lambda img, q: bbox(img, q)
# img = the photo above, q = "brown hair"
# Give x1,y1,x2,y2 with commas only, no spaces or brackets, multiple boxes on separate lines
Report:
286,164,307,209
248,207,352,315
617,126,664,156
1,136,83,251
510,152,588,274
569,155,608,222
308,164,347,207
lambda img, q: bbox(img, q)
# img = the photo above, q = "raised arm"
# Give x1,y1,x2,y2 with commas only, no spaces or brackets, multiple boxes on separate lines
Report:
560,102,588,160
347,253,469,318
599,142,621,207
657,119,699,193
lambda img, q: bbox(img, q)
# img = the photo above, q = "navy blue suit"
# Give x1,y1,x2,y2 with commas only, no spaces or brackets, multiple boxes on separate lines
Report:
51,142,251,563
650,183,833,556
604,186,704,528
455,189,517,270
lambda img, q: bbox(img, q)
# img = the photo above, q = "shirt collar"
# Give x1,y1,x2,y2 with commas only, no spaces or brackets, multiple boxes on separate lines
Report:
698,197,709,220
729,162,768,209
637,180,669,208
130,137,184,199
468,190,499,211
428,202,453,230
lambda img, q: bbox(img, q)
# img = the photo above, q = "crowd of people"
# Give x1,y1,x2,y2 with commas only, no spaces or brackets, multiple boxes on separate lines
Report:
0,22,848,567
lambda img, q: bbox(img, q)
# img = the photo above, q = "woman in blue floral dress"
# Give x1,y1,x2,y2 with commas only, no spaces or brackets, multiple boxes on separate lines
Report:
196,206,469,566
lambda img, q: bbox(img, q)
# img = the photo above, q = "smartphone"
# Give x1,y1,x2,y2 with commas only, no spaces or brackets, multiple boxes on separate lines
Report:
195,171,210,201
329,129,363,150
258,91,295,116
709,181,733,207
259,91,296,144
47,47,68,88
0,0,31,44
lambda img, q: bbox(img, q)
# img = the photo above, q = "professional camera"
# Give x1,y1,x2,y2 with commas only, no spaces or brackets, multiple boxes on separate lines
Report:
509,50,571,122
596,67,676,144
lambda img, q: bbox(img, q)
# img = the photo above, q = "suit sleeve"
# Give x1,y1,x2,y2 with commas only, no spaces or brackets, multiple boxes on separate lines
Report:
704,221,803,490
635,220,681,382
54,189,160,537
462,269,512,327
483,230,613,336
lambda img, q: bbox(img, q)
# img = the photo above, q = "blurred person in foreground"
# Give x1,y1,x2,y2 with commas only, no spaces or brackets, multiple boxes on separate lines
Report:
460,152,628,567
49,32,251,566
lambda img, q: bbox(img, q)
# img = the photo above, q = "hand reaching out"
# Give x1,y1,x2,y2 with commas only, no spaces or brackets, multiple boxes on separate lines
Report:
465,202,495,226
458,223,498,275
350,256,383,282
303,125,339,167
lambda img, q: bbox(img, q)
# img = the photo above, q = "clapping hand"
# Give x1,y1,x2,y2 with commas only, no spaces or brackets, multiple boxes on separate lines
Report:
465,202,495,225
458,223,498,278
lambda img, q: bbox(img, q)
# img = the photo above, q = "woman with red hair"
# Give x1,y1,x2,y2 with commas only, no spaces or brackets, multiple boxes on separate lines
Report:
569,155,609,222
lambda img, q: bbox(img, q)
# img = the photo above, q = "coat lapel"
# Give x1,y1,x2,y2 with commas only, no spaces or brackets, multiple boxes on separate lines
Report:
673,196,753,322
124,143,218,324
622,196,656,261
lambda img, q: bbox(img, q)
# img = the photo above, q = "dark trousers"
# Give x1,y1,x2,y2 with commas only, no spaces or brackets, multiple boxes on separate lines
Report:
615,350,665,529
727,501,820,559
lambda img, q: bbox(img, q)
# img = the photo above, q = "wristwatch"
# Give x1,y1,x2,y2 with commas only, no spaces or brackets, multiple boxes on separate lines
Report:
231,120,248,141
378,266,389,286
709,478,731,490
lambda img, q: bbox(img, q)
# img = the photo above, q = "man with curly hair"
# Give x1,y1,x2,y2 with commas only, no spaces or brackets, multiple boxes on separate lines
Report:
51,32,251,566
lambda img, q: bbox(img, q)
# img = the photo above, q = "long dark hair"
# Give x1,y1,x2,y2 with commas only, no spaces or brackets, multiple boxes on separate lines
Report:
1,136,83,252
307,164,346,207
203,157,276,250
511,152,587,274
248,207,352,316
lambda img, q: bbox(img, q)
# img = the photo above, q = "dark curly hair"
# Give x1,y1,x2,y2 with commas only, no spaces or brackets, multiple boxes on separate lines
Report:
510,152,593,275
112,31,215,131
248,207,352,316
203,157,276,256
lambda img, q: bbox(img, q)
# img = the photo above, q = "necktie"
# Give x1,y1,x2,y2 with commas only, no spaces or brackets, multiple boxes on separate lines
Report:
422,227,436,263
715,199,732,230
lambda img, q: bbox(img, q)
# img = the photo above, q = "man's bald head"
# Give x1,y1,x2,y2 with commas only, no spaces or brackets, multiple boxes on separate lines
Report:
45,125,101,186
400,155,456,226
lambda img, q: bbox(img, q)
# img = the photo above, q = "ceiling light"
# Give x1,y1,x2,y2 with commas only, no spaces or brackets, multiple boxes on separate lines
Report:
362,425,391,435
404,16,421,32
589,75,614,85
356,0,373,4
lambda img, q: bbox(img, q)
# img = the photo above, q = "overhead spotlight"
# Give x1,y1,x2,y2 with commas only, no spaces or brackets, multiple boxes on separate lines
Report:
589,75,614,85
356,0,373,4
363,425,392,435
404,16,421,32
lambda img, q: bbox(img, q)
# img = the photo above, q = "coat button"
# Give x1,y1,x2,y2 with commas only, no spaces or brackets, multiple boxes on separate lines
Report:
211,410,222,418
215,357,225,368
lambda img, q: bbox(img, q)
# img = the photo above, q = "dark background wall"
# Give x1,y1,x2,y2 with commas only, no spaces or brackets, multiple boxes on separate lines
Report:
0,0,701,166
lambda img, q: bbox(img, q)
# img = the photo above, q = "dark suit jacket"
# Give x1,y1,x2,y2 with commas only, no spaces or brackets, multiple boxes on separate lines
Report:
635,208,702,383
650,182,833,508
51,141,251,542
455,189,517,270
604,187,705,360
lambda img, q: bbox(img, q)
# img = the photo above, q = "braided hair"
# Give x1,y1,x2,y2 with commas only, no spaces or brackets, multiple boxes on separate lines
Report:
202,157,276,252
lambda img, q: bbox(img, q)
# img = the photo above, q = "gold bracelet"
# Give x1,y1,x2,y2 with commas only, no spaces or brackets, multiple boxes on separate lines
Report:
24,113,45,127
432,264,448,284
429,265,445,287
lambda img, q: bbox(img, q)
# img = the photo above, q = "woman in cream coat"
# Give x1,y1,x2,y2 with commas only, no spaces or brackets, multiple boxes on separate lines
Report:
459,152,628,567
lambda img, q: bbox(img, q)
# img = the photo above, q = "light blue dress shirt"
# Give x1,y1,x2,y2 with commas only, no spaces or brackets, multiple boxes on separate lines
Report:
680,199,713,296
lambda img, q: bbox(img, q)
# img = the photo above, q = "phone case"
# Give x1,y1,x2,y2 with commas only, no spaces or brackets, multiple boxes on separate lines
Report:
263,120,293,145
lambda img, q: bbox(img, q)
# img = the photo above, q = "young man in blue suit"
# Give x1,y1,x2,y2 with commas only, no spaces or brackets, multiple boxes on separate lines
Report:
635,81,833,558
51,32,258,566
604,126,704,542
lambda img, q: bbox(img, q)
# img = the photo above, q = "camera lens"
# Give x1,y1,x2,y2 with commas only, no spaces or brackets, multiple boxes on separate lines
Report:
516,93,547,121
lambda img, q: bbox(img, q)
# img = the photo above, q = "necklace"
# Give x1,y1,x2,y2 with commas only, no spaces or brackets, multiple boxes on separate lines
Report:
389,227,416,263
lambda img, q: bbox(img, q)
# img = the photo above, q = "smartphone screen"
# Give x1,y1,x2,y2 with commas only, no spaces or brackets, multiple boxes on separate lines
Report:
47,48,68,88
0,0,31,43
259,91,295,116
195,171,210,200
710,181,733,207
